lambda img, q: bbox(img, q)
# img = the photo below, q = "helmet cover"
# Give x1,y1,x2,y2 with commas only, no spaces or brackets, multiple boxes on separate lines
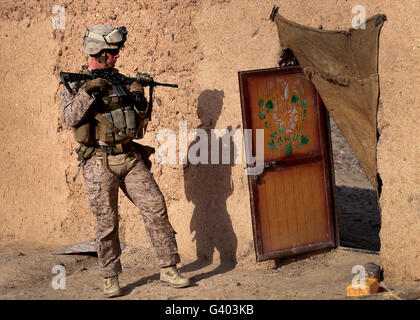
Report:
83,25,127,55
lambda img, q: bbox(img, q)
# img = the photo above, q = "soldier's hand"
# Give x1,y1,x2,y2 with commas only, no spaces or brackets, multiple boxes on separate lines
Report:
130,81,146,107
129,81,145,95
83,78,111,95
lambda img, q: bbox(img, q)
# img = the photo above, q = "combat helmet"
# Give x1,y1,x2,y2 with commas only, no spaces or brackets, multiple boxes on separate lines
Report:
83,25,127,55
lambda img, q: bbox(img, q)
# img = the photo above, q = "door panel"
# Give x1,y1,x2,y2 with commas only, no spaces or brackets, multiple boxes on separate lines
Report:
257,163,330,253
239,66,338,261
247,72,323,162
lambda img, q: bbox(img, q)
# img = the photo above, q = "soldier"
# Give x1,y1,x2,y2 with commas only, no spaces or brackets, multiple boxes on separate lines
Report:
60,24,191,298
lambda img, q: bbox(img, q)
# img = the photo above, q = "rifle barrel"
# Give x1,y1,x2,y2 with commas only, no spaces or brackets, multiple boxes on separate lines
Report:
153,82,178,88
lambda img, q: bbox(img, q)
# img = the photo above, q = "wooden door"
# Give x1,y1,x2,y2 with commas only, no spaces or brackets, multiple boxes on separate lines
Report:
238,66,338,261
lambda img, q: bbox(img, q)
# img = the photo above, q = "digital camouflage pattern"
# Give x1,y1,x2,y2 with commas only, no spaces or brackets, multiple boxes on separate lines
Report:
61,81,95,127
82,153,180,278
61,78,180,278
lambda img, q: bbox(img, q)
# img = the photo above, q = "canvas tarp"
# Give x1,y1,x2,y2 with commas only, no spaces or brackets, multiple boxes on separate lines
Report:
272,10,386,190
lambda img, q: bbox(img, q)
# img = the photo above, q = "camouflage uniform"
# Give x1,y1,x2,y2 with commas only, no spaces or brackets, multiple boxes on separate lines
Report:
61,72,180,278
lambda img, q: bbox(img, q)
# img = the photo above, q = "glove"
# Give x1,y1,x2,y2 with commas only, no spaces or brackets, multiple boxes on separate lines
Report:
129,81,145,95
83,78,111,95
130,81,146,108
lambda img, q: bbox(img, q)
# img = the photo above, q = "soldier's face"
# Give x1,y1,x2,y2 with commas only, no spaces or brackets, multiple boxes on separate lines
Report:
105,50,120,68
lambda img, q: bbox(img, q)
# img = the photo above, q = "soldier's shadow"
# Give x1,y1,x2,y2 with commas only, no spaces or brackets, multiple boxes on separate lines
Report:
123,90,238,294
180,89,238,283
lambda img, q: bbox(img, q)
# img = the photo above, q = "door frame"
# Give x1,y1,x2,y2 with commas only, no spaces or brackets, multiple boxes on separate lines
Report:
238,66,340,261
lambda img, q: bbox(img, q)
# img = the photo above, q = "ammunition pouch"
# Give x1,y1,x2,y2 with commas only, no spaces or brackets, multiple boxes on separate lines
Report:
97,106,148,143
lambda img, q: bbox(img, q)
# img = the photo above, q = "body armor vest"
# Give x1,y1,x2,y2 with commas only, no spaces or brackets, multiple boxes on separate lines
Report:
72,70,148,146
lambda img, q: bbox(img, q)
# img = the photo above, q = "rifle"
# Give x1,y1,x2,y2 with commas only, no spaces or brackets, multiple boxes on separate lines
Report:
60,70,178,120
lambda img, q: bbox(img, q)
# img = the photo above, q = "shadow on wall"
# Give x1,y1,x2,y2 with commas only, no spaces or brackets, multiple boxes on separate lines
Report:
336,186,381,252
181,89,238,281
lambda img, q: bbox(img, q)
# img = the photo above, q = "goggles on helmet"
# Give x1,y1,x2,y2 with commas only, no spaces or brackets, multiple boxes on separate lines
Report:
84,26,127,45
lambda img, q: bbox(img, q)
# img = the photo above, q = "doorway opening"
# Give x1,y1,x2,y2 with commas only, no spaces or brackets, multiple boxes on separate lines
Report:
329,116,381,252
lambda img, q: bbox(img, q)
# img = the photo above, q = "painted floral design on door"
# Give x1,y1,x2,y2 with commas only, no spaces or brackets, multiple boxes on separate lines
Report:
258,78,311,155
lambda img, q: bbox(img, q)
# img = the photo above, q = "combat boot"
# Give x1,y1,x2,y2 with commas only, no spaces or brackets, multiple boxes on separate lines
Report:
103,275,124,298
160,265,191,288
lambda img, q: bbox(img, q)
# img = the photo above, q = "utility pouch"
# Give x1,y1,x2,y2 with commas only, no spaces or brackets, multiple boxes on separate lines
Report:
124,106,137,138
72,118,94,145
110,108,126,133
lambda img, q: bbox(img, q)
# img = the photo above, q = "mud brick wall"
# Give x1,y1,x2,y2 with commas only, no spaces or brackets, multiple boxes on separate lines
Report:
0,0,418,283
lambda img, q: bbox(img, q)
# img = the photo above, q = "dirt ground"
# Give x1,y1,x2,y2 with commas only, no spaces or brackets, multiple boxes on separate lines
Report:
0,119,401,300
0,241,387,301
